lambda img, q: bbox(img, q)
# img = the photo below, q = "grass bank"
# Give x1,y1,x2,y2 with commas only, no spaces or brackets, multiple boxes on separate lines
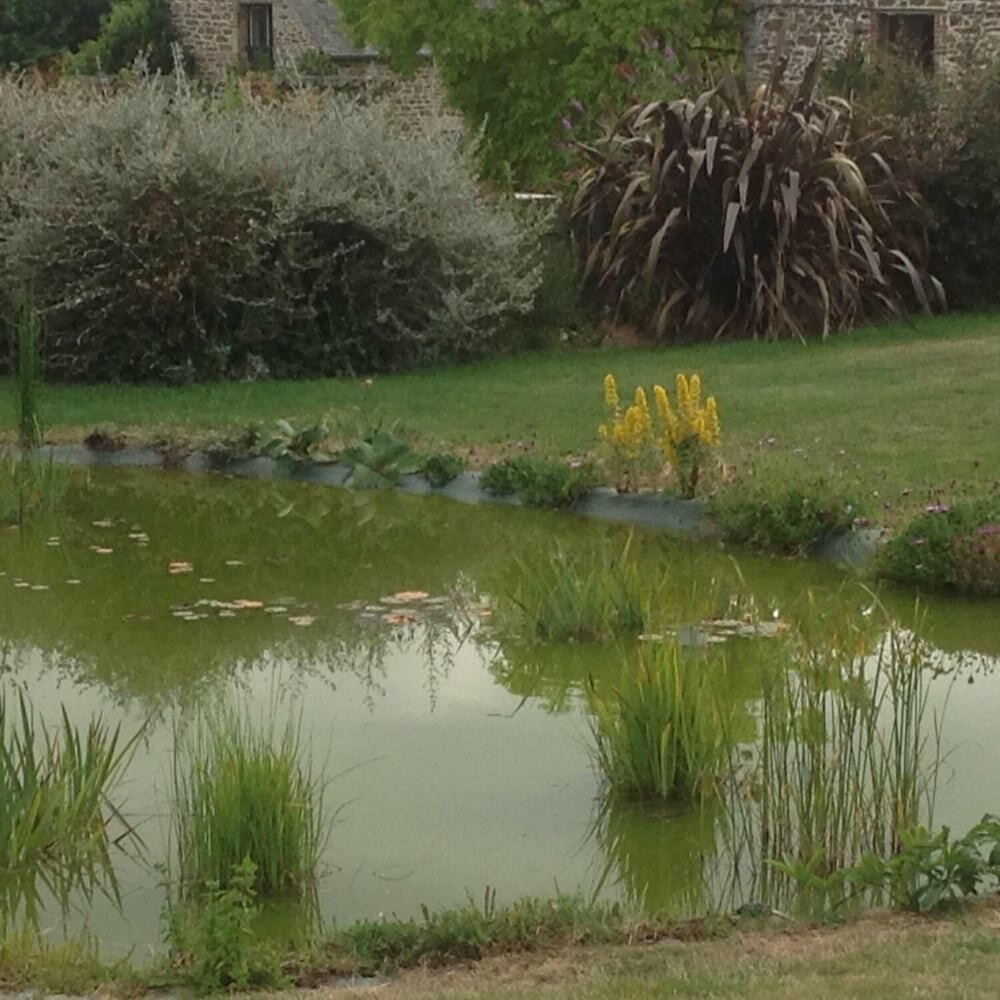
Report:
5,897,1000,998
315,898,1000,999
2,314,998,519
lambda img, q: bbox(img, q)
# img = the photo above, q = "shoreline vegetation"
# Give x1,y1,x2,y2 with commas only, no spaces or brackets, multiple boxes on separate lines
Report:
3,315,996,501
4,894,1000,997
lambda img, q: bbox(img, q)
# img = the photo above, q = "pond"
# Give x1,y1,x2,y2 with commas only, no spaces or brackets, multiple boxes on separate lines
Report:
0,467,998,959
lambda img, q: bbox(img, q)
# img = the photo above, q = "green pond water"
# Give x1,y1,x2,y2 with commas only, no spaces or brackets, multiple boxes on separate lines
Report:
1,467,998,958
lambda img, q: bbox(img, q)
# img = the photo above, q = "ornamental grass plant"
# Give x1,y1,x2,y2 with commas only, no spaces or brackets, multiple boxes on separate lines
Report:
170,703,326,902
570,55,942,342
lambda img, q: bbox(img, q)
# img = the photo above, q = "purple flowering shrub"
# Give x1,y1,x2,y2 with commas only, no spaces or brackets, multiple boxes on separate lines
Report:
878,497,1000,597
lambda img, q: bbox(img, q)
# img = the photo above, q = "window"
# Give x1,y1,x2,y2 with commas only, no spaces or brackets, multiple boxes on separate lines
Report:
878,13,935,71
243,3,273,69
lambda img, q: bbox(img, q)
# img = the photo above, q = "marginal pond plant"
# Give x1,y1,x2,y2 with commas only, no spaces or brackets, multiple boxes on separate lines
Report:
0,691,143,929
877,495,1000,598
480,455,599,509
588,644,736,804
725,610,943,916
599,373,720,497
495,532,693,642
170,704,326,903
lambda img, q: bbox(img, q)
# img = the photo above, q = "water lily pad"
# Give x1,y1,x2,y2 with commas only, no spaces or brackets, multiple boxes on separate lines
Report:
391,590,431,603
382,612,417,625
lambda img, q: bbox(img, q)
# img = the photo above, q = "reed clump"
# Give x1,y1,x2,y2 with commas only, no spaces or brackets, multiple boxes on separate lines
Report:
0,692,142,924
497,533,699,643
588,644,735,804
724,603,942,915
171,705,326,901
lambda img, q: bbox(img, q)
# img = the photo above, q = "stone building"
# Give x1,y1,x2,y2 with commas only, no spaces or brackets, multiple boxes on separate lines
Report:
742,0,1000,84
166,0,455,124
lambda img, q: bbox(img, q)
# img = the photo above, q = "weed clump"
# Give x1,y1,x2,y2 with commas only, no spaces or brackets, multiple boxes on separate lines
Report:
480,455,599,509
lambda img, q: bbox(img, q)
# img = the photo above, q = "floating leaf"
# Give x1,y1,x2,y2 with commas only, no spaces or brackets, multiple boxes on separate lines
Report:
392,590,430,602
382,613,417,625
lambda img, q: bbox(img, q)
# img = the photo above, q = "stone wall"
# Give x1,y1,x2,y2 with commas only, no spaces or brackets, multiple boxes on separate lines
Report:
169,0,238,77
742,0,1000,85
169,0,337,77
315,64,463,132
167,1,461,131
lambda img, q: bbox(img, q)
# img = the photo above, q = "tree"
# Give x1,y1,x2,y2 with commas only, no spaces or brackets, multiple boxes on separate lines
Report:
68,0,178,75
0,0,111,67
335,0,740,187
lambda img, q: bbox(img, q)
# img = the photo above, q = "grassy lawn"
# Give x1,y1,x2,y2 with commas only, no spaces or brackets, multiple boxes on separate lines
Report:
310,902,1000,999
3,313,998,513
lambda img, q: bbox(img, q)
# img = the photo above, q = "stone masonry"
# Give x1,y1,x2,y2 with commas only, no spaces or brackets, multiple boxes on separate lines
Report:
742,0,1000,84
167,0,459,128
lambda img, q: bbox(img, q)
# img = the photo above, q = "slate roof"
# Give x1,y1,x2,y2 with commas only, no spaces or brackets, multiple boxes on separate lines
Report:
285,0,380,58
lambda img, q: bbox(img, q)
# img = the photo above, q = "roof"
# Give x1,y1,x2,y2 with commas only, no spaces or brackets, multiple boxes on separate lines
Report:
285,0,380,59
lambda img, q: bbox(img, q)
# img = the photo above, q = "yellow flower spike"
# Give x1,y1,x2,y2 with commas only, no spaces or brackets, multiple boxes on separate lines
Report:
603,373,619,411
653,385,669,424
688,374,702,414
675,374,689,412
703,396,721,445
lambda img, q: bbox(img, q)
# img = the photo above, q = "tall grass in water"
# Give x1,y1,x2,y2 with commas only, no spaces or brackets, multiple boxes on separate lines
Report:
1,299,66,526
497,532,713,643
171,704,325,901
588,644,736,804
725,604,942,915
14,298,42,452
0,691,143,927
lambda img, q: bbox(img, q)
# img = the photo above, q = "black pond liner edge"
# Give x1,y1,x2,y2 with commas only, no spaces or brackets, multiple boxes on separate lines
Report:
33,445,881,569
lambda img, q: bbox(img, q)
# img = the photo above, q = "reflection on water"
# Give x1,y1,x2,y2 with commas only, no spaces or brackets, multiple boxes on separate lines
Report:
0,468,997,954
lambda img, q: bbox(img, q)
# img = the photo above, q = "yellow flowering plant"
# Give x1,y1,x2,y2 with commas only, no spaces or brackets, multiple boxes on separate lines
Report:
599,373,721,497
598,375,661,491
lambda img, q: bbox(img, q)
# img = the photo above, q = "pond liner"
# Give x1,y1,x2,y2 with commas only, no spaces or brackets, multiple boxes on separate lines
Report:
35,445,879,567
